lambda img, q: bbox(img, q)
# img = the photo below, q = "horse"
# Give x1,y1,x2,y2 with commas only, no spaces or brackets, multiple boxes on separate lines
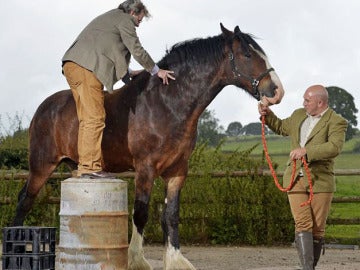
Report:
13,24,284,269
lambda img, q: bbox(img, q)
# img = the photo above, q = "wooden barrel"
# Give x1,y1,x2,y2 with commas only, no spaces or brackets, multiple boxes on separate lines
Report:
57,178,128,270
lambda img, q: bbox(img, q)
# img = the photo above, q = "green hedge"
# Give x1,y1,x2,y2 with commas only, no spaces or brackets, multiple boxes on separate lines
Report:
0,143,294,245
0,148,28,170
0,175,61,228
0,127,29,170
141,174,293,245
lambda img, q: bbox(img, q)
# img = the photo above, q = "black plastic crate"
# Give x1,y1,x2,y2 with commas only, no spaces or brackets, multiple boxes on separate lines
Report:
2,254,56,270
2,227,56,270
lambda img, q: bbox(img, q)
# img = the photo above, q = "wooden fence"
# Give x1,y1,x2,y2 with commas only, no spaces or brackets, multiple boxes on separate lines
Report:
1,169,360,226
2,168,360,180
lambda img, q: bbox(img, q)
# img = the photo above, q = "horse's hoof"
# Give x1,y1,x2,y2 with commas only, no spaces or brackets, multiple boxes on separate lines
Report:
164,246,196,270
128,249,153,270
128,260,153,270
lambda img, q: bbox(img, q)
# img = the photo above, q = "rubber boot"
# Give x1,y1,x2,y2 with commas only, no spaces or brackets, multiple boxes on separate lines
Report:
313,237,324,268
295,232,314,270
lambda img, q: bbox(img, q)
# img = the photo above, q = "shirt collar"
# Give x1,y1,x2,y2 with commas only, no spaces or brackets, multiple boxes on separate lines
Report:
307,107,329,119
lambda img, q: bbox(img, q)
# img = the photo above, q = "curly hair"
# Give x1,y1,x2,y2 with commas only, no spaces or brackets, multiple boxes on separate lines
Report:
118,0,150,17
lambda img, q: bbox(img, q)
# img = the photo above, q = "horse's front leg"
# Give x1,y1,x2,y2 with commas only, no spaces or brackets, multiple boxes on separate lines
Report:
128,171,154,270
162,175,196,270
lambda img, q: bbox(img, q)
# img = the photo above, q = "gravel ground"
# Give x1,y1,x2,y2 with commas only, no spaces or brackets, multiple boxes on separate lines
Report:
1,244,359,269
144,244,360,270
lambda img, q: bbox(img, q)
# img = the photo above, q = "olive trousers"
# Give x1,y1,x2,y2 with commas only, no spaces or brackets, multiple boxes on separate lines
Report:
63,61,105,176
287,177,333,239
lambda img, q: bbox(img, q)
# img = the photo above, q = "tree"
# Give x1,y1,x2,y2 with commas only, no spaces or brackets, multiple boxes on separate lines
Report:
197,109,225,146
242,122,263,135
326,86,358,141
226,121,243,136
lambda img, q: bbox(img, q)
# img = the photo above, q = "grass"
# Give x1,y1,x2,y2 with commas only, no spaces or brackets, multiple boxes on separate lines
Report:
222,134,359,181
330,203,360,218
333,153,360,169
326,225,360,245
335,177,360,197
223,133,360,156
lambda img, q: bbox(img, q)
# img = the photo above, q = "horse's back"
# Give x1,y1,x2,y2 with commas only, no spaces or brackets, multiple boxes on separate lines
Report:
31,89,77,134
32,89,75,120
29,89,79,167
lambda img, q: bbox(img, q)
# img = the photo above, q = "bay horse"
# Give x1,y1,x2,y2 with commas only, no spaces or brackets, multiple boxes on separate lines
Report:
13,24,284,269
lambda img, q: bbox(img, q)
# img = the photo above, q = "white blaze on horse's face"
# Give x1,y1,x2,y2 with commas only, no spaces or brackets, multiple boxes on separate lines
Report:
250,45,285,105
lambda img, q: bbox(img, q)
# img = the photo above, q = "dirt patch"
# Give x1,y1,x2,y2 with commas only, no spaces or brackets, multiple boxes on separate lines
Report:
1,244,358,269
144,245,360,270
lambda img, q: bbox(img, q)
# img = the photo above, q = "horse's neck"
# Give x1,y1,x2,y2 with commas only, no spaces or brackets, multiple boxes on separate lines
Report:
176,62,223,105
122,60,224,127
157,69,223,121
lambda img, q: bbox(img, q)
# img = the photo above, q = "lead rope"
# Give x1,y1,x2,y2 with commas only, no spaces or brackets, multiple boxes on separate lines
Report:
261,115,313,206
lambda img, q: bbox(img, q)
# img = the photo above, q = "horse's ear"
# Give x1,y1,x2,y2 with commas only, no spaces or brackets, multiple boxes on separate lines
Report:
234,26,241,34
220,23,232,37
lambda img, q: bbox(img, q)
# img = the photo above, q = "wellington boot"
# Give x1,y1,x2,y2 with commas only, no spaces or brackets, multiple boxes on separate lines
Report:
295,232,314,270
313,237,324,268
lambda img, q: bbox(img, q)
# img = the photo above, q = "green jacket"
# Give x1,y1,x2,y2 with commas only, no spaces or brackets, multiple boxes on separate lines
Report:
62,9,156,93
265,108,347,193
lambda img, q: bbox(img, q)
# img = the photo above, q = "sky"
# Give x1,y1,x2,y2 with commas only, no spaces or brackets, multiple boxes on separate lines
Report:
0,0,359,132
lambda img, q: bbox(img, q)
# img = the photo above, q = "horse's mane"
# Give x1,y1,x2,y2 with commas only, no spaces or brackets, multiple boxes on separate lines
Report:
157,30,265,69
120,29,266,98
157,35,226,69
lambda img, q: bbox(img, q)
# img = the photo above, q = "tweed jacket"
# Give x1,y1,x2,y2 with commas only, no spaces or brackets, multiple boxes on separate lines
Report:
265,108,348,193
62,9,156,93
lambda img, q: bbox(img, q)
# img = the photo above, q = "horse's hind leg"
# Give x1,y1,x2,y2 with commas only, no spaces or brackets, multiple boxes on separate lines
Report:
13,164,58,226
12,182,31,226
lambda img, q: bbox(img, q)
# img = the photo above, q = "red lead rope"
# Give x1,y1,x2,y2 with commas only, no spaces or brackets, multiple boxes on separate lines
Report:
261,115,313,206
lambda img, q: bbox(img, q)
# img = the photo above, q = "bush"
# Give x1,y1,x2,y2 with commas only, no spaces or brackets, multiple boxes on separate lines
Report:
0,143,294,245
353,141,360,153
141,143,294,245
0,174,60,229
0,113,29,169
0,148,28,170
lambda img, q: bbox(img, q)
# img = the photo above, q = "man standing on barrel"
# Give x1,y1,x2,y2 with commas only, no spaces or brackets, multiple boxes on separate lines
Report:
62,0,175,179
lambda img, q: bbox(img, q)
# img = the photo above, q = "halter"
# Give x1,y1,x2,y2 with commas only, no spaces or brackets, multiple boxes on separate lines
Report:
228,51,274,100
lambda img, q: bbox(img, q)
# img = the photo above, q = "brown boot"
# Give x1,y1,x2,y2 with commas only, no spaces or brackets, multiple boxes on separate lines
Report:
295,232,314,270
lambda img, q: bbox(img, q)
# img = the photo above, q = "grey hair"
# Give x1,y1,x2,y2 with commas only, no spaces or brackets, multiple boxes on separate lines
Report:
118,0,150,17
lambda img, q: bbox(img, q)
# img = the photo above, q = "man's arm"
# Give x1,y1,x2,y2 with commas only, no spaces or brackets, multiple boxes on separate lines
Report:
305,116,348,162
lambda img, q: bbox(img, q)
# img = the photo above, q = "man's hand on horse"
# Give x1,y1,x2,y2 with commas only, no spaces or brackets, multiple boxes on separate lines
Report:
157,69,175,85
